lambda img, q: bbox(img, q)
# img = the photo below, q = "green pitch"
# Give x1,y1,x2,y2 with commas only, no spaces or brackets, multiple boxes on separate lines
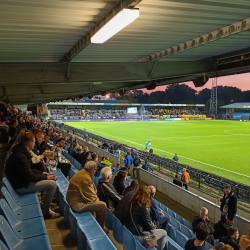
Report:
65,120,250,185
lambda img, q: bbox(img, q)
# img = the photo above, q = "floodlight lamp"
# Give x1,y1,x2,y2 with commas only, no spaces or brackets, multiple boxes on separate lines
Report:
91,8,139,43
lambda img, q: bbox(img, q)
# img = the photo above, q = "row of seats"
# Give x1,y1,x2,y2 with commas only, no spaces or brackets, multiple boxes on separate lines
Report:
0,177,52,250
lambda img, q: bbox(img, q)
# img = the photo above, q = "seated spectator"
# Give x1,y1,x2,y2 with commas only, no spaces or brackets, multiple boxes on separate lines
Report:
142,160,153,173
149,186,169,231
33,130,46,155
110,167,128,185
181,168,190,190
214,214,230,239
132,153,141,178
4,131,60,219
239,229,250,250
66,161,109,233
7,125,26,150
219,227,240,250
8,118,18,138
220,245,234,250
68,143,75,155
124,186,167,250
51,138,71,177
173,174,182,187
104,156,112,167
173,153,179,162
0,99,9,123
192,207,215,245
114,180,139,224
76,148,83,162
125,151,133,169
81,151,92,168
93,154,106,178
185,223,224,250
113,163,121,175
113,170,127,195
97,167,121,212
71,144,79,160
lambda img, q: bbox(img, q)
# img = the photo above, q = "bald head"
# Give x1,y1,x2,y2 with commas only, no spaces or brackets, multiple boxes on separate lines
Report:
148,186,156,197
200,207,208,218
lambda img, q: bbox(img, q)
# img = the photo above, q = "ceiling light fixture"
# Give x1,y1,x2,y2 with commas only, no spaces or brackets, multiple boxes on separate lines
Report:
91,8,139,44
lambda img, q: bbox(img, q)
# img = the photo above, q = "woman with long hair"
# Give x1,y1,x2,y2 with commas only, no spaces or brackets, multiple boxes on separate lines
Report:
124,186,167,250
7,125,26,151
122,179,139,196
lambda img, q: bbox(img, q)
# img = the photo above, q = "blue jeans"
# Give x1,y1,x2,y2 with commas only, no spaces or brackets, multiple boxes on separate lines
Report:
158,216,169,231
114,150,118,157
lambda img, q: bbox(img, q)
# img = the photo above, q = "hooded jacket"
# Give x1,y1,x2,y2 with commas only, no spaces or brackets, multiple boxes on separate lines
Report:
220,191,237,221
5,143,47,189
213,220,230,239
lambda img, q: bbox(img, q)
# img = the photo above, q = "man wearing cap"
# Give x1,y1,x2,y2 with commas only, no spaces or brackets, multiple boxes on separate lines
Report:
66,161,108,234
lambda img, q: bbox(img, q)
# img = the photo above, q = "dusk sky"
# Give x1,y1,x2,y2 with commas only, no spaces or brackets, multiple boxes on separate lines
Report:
141,72,250,93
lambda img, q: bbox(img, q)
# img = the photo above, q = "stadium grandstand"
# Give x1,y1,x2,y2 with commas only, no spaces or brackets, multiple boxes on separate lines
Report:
1,0,250,250
220,103,250,120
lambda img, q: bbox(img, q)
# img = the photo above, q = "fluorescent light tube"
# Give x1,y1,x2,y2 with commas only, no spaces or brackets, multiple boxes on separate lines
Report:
91,8,139,44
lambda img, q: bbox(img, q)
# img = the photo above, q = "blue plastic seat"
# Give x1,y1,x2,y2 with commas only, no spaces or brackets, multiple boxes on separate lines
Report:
153,198,160,208
158,203,168,213
77,221,106,250
0,216,52,250
136,240,157,250
0,199,47,239
58,191,67,215
168,240,181,250
170,217,181,231
86,236,116,250
113,215,123,244
176,213,184,224
175,231,189,249
1,187,42,220
168,209,176,219
0,240,8,250
180,224,194,239
3,177,39,206
167,224,176,241
204,241,213,250
69,166,78,178
123,226,136,250
105,208,114,231
183,219,193,231
63,198,70,228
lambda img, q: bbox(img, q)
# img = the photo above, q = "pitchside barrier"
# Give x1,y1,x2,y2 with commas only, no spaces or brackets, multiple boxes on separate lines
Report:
52,122,250,205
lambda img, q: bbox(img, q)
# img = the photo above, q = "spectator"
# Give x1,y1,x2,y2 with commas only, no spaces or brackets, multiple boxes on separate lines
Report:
0,99,9,122
97,167,121,212
125,151,133,169
81,151,92,168
7,125,26,150
131,148,136,158
124,186,167,250
181,168,190,190
8,118,18,138
71,144,79,160
173,153,179,162
173,174,182,187
192,207,215,245
92,153,105,178
103,156,112,167
76,148,83,162
239,229,250,250
102,141,108,150
51,138,71,178
132,153,141,178
220,245,234,250
218,185,237,225
148,186,169,231
113,163,121,175
114,142,119,157
142,160,154,173
110,146,114,155
145,141,151,151
68,143,75,155
214,214,230,240
219,227,240,250
66,161,109,234
114,180,139,224
110,167,128,185
113,170,127,195
33,130,46,156
4,131,60,219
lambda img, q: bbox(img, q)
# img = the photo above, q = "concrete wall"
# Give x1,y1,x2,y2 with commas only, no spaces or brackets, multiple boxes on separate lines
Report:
138,169,250,233
58,129,119,166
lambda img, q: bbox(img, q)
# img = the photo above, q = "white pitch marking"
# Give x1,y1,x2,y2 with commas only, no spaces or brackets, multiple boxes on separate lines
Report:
224,130,250,136
71,123,250,179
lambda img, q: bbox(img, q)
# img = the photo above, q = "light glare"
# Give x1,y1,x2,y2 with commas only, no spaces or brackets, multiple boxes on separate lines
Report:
91,9,139,44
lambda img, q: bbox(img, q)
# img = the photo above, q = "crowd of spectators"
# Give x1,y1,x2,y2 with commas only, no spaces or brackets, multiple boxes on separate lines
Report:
150,109,201,116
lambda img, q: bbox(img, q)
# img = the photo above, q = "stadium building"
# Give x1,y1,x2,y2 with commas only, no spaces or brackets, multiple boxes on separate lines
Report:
221,102,250,120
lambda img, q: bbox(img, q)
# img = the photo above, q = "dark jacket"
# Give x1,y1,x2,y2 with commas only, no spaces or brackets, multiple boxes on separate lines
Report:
113,176,125,195
114,144,119,150
185,239,205,250
124,202,154,236
219,236,241,250
0,103,8,117
71,148,78,160
192,215,215,235
94,161,106,177
142,163,153,172
133,157,141,167
97,180,121,211
173,178,182,187
150,198,162,228
220,191,237,221
113,191,135,224
5,143,47,189
33,141,46,155
8,125,16,138
68,147,74,155
214,220,230,239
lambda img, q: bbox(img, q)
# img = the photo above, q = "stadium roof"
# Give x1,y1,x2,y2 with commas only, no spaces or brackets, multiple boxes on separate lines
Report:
220,103,250,109
1,0,250,104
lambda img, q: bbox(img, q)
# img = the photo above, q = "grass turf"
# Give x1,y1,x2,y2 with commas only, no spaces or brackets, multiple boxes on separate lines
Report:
65,120,250,185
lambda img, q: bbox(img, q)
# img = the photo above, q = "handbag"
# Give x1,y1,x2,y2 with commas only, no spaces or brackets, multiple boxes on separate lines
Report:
130,203,158,249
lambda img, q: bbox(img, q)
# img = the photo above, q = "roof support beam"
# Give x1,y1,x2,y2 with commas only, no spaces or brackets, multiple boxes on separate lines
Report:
138,17,250,62
60,0,142,63
0,61,215,86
